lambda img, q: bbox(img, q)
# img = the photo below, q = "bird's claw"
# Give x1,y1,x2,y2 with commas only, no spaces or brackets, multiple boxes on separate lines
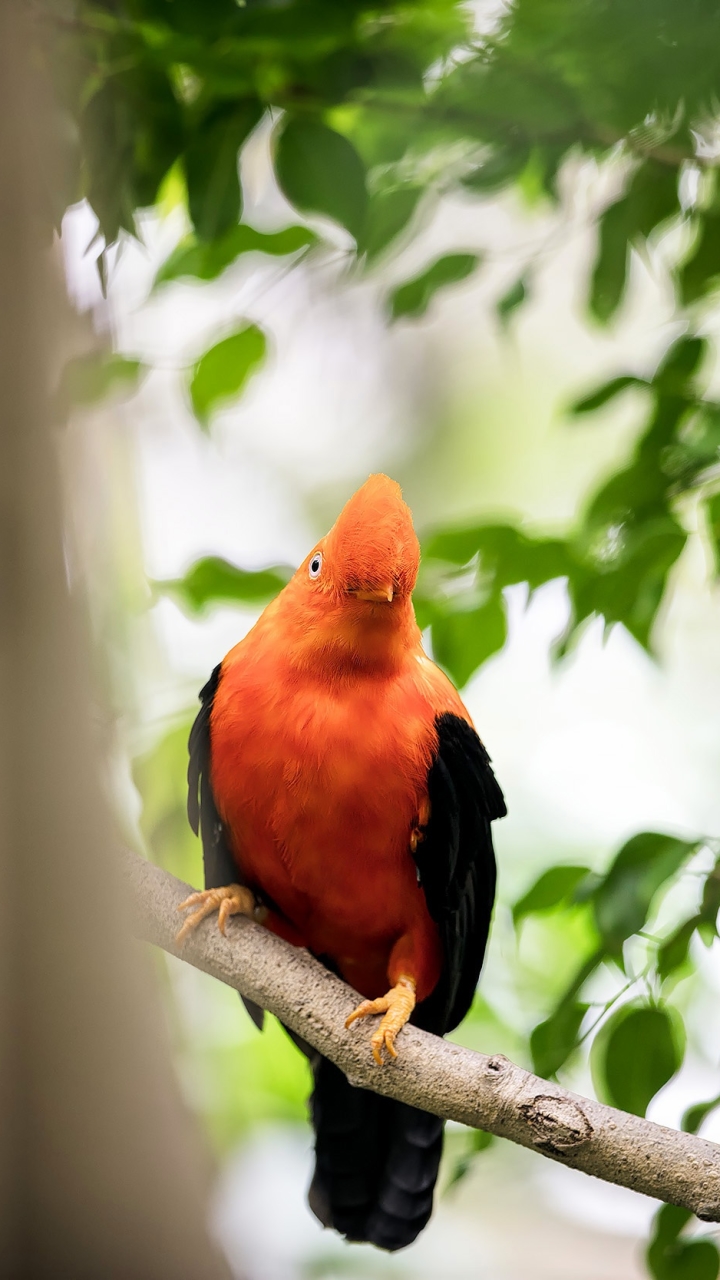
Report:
175,883,257,944
345,977,416,1065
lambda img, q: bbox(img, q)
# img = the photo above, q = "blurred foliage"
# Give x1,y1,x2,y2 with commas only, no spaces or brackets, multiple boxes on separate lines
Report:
157,556,293,613
497,272,529,328
388,252,480,320
513,865,590,928
647,1205,720,1280
153,222,317,287
49,0,720,1268
49,0,720,671
155,321,717,677
514,832,708,1078
683,1092,720,1137
592,1003,685,1118
445,1126,494,1192
276,116,368,244
54,350,147,414
189,323,267,426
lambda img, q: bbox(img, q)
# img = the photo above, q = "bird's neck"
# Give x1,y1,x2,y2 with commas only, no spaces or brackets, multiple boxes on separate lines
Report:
269,590,423,681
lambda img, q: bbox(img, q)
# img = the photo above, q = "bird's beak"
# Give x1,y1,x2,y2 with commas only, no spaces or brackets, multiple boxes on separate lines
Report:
353,585,394,603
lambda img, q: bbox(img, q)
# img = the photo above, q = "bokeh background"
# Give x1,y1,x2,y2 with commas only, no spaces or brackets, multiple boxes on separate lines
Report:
50,2,720,1276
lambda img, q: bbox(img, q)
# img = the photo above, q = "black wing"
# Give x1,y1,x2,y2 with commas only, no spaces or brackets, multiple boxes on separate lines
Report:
187,664,266,1031
187,664,238,891
411,712,506,1036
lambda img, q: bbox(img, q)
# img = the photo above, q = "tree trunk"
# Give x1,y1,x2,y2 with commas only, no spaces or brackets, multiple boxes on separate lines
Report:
0,9,230,1277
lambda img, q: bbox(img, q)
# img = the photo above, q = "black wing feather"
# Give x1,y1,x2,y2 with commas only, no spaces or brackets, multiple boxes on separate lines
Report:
411,712,505,1036
187,664,238,889
187,663,265,1031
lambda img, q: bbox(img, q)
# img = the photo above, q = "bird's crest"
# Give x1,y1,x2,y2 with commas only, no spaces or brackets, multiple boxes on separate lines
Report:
322,473,420,600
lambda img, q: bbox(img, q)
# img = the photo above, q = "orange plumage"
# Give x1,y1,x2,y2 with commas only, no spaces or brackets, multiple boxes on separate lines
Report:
181,473,505,1251
210,474,465,1003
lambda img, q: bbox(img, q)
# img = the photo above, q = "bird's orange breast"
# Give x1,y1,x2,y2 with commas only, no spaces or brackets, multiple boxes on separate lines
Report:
209,639,457,1000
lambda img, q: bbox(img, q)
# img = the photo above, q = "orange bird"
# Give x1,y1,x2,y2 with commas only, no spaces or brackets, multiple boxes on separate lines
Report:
178,474,505,1251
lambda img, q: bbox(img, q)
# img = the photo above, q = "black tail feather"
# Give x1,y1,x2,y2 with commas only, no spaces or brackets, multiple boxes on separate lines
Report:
309,1057,443,1252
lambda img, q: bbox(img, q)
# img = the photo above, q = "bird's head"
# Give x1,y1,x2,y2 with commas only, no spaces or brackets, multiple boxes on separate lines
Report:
316,473,420,603
280,474,421,674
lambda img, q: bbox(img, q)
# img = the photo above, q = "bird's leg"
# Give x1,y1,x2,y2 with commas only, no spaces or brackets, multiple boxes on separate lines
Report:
345,976,416,1065
175,884,266,944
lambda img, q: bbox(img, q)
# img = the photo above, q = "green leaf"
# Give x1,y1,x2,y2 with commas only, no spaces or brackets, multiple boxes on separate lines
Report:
446,1127,494,1191
531,1001,588,1078
582,404,683,526
705,493,720,576
424,523,573,588
423,526,492,566
570,376,645,415
653,336,707,395
513,866,592,927
56,352,145,412
389,253,480,321
185,100,263,241
497,273,528,327
365,185,423,260
156,557,293,614
657,916,700,981
593,1004,684,1117
430,594,506,688
189,325,267,427
570,514,687,653
590,197,631,324
425,508,682,661
592,833,696,953
631,162,680,241
682,1093,720,1136
648,1203,719,1280
462,145,531,193
700,856,720,925
652,1204,694,1247
154,224,317,288
589,163,679,325
649,1239,719,1280
80,68,184,245
661,403,720,488
679,212,720,306
275,118,368,244
471,1127,494,1152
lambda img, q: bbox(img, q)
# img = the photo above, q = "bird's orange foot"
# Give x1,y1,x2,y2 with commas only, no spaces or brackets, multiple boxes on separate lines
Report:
175,883,262,944
345,976,416,1065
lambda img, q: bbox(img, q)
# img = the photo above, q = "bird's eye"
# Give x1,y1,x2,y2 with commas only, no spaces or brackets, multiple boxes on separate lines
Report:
309,553,323,579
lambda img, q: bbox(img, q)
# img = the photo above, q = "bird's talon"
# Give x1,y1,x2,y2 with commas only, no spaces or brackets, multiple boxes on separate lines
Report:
345,977,416,1064
175,883,256,944
345,997,383,1029
176,891,202,911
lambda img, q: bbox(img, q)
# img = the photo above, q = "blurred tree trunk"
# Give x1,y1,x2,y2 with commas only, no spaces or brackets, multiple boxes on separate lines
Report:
0,9,231,1278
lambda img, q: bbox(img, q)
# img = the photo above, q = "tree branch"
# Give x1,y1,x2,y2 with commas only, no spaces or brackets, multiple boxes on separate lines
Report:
126,849,720,1222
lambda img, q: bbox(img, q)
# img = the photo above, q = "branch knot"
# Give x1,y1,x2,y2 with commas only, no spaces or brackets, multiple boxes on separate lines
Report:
518,1094,593,1155
483,1054,510,1077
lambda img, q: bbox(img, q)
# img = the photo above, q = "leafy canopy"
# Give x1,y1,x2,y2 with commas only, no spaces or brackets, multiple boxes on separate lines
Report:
53,0,720,682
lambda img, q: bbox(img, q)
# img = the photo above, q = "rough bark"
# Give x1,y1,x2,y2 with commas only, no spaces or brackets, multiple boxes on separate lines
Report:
127,850,720,1225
